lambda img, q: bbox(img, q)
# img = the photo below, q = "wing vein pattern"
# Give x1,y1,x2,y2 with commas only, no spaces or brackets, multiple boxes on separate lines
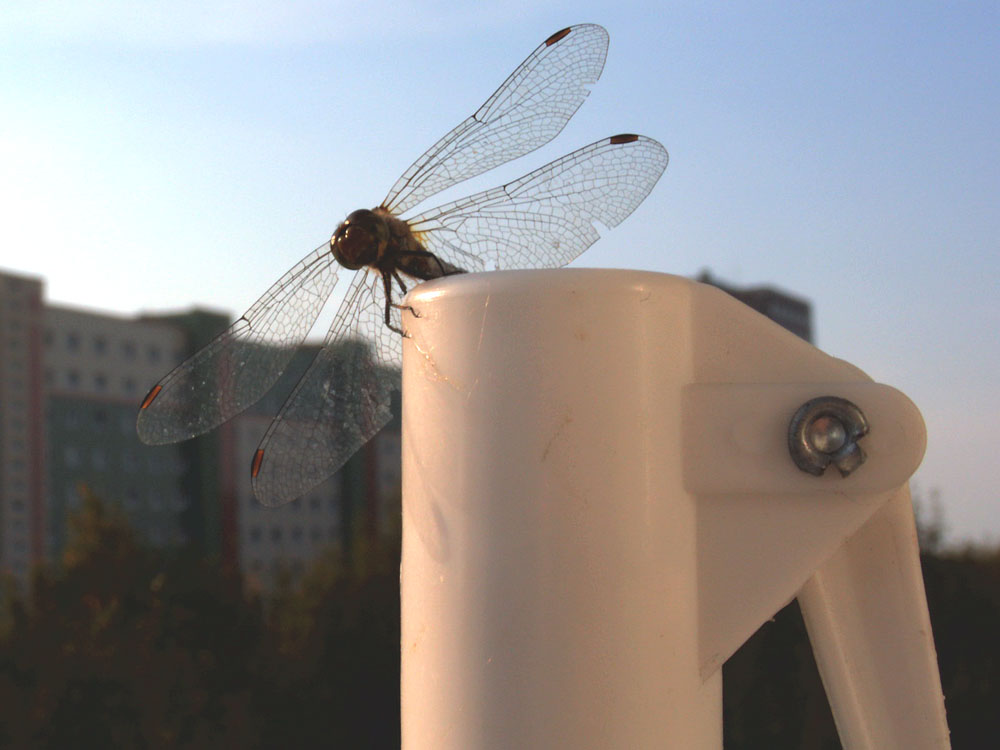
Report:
408,135,669,272
137,244,338,444
137,24,671,508
250,136,668,504
382,24,608,215
251,272,400,506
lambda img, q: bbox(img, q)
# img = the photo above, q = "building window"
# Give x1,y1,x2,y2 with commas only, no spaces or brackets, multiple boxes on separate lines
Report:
122,341,136,359
94,373,108,391
270,527,283,543
66,332,80,351
64,445,81,467
67,370,80,388
250,526,262,543
167,492,183,511
147,345,161,363
93,336,107,354
169,454,186,475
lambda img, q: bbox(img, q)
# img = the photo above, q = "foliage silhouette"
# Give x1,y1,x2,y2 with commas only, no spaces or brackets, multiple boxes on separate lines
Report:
0,488,996,748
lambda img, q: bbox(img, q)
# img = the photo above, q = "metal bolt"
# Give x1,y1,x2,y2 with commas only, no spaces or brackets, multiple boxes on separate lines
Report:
807,415,847,454
788,396,869,477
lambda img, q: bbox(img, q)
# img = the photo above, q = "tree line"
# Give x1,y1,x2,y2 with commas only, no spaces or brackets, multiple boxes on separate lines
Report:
0,489,996,748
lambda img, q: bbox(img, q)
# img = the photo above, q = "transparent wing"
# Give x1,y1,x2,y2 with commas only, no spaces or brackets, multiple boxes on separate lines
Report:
406,135,669,272
136,244,339,445
245,136,668,506
250,272,400,507
382,24,608,215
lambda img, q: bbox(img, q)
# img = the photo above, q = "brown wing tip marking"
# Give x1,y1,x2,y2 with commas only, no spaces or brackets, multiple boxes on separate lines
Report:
139,384,162,410
251,448,265,479
545,27,572,46
610,133,640,145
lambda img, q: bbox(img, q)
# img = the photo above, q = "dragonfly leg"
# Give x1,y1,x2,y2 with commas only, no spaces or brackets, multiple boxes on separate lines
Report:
393,270,409,295
381,271,407,336
389,269,423,321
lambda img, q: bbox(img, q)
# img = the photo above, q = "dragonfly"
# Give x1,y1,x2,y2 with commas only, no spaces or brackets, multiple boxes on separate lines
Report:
136,23,669,506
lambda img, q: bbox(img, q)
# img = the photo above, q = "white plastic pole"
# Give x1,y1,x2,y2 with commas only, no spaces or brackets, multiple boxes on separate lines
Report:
399,268,948,749
400,269,720,748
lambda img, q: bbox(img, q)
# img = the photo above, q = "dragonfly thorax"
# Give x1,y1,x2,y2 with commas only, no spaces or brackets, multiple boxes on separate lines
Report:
331,208,389,270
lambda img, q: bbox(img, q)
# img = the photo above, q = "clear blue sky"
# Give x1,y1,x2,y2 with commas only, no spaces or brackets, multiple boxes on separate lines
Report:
2,1,997,543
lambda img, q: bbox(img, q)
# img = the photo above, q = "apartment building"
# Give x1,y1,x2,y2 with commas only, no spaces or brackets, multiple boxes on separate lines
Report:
697,270,814,343
0,269,401,589
0,272,45,582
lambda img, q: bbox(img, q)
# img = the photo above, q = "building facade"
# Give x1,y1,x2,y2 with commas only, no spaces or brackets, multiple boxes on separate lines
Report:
697,270,813,343
0,269,400,589
0,273,45,582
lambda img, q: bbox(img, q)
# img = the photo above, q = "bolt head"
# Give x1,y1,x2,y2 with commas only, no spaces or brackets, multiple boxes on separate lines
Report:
807,416,847,454
788,396,870,477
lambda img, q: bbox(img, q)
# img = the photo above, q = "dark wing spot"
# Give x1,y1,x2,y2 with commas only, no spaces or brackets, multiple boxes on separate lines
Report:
545,27,572,46
140,384,162,409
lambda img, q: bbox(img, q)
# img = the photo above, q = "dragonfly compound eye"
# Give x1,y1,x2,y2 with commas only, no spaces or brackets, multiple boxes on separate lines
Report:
331,209,387,270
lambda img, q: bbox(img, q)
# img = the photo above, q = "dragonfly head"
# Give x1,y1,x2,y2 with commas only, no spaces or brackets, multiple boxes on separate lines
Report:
331,209,389,270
